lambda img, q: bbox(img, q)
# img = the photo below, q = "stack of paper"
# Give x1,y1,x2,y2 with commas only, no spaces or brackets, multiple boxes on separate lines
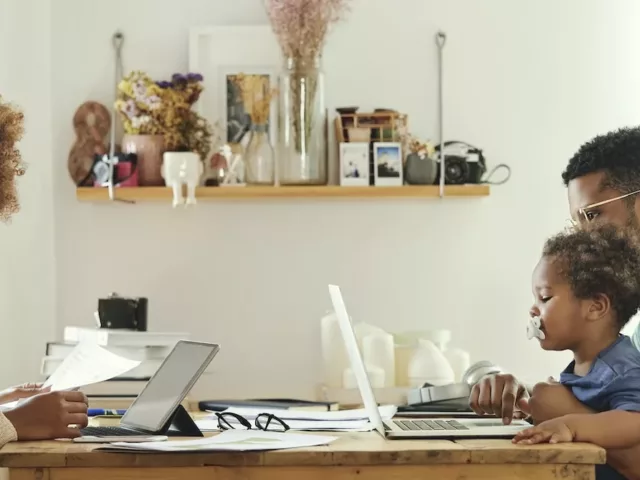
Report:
98,430,338,452
196,405,397,432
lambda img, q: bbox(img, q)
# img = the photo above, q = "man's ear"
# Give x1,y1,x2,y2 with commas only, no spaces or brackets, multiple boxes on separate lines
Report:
586,293,610,321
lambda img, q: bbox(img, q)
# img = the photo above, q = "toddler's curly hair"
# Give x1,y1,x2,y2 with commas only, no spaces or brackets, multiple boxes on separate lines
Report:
543,223,640,328
0,97,26,222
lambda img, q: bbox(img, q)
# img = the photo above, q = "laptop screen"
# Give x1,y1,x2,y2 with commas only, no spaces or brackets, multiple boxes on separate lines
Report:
328,285,386,436
121,341,219,432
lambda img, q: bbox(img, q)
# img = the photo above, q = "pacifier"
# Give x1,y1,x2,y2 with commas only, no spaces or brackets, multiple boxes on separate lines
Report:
527,316,546,340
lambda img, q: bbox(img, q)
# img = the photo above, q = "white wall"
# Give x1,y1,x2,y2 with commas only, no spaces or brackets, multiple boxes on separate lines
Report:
36,0,640,398
0,0,55,386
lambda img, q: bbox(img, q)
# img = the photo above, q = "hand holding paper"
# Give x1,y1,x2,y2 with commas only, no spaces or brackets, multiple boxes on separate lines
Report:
42,341,141,392
1,342,141,411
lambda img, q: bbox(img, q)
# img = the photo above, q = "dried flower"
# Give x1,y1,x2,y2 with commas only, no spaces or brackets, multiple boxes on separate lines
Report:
0,96,26,222
400,130,435,161
264,0,351,63
230,74,278,125
115,71,213,160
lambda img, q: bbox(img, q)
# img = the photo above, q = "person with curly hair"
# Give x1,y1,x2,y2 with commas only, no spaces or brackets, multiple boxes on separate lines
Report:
0,97,89,445
511,225,640,451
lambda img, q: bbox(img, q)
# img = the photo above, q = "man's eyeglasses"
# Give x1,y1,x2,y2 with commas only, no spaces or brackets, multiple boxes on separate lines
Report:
215,411,290,432
568,188,640,227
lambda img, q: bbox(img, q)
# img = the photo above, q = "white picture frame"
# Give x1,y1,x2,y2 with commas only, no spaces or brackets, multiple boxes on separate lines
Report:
339,142,370,186
188,26,282,148
373,142,403,186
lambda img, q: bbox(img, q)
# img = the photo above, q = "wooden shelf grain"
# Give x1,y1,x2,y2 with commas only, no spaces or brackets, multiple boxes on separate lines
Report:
76,184,490,202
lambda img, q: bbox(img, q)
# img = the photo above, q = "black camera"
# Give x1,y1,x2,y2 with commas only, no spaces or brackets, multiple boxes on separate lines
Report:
97,293,148,331
433,141,487,185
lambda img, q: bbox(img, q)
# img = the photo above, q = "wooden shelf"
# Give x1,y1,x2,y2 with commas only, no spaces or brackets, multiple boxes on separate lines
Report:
76,184,490,202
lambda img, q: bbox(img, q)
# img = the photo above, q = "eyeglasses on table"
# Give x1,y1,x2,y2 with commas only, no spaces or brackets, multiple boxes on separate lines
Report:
215,411,290,432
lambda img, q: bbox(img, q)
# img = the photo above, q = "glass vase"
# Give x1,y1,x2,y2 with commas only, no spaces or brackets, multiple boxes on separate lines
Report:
244,124,275,185
277,56,328,185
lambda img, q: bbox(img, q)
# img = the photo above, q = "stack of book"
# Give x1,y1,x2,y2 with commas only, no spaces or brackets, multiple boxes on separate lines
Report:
42,326,189,408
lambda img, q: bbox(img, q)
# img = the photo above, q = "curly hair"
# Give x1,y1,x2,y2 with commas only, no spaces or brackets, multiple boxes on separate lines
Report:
0,97,26,222
562,127,640,200
543,223,640,328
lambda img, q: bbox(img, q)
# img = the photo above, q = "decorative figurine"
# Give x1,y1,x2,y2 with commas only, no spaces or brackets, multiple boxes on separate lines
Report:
161,152,203,207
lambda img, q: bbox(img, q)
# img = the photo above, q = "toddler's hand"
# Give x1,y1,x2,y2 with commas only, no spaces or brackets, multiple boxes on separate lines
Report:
512,417,575,445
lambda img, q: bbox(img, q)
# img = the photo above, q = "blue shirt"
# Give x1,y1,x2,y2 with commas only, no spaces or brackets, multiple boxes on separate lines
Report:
560,335,640,480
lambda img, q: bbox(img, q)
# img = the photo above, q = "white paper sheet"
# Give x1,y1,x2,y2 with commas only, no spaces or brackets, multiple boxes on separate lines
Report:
99,430,338,452
195,418,375,432
0,342,141,410
42,341,141,391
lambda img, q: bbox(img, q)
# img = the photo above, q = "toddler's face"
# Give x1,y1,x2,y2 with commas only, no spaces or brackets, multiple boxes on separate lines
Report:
530,256,586,351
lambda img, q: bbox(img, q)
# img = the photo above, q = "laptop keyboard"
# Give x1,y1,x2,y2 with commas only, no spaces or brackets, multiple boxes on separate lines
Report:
393,419,469,431
80,426,141,436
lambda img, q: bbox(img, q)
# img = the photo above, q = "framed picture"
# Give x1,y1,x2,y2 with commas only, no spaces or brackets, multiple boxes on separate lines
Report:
374,142,403,186
339,143,369,186
189,26,282,148
220,67,278,147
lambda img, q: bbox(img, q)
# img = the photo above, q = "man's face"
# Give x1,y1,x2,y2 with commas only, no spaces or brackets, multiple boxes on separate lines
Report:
567,171,640,229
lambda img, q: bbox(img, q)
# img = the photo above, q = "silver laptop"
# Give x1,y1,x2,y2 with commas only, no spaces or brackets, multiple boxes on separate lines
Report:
328,284,529,439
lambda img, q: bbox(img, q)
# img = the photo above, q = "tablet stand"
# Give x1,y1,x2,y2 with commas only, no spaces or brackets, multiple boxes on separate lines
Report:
159,404,203,437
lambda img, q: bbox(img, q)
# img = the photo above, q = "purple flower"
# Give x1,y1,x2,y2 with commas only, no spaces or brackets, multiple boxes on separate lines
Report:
187,73,204,82
171,73,187,86
156,81,172,89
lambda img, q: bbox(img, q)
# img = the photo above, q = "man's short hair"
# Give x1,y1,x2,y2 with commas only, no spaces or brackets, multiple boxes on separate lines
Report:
0,97,26,222
562,126,640,193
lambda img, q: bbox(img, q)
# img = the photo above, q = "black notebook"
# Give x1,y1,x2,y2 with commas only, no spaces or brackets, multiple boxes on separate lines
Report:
198,398,339,412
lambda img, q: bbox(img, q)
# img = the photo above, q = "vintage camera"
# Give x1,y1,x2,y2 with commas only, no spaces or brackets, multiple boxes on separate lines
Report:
97,293,148,331
433,141,487,185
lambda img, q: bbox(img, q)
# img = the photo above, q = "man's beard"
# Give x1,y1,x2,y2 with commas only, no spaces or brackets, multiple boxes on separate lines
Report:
626,209,640,230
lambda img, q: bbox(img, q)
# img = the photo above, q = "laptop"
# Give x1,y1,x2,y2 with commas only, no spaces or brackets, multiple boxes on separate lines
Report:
78,340,219,438
328,284,529,439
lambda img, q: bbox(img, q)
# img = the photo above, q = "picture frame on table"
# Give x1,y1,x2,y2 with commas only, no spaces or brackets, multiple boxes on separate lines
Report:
373,142,403,186
339,142,370,186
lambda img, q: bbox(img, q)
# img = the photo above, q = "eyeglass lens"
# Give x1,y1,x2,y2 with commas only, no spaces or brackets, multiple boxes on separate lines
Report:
255,413,290,432
216,412,290,432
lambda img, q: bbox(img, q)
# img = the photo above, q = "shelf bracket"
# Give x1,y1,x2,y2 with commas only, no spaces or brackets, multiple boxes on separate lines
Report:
436,31,446,198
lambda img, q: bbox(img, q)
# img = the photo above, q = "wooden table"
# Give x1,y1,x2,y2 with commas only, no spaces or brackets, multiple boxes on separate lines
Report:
0,432,605,480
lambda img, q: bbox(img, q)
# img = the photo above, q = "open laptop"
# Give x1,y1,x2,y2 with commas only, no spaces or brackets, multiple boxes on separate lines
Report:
328,284,529,439
78,340,219,438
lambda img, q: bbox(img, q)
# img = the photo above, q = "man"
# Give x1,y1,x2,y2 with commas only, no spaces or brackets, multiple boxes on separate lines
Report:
0,97,89,446
469,126,640,479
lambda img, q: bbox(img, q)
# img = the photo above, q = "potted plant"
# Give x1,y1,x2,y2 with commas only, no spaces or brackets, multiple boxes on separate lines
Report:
115,72,212,186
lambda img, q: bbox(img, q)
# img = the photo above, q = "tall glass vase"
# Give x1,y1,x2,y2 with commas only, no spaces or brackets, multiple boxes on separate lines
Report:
277,56,328,185
244,124,275,185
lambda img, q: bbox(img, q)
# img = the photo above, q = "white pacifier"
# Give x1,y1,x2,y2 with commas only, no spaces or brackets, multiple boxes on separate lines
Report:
527,316,546,340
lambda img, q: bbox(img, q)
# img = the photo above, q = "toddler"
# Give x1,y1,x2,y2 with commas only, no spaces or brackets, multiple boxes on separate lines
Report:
514,223,640,479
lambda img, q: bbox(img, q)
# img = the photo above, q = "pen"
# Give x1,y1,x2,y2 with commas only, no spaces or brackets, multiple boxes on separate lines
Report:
88,409,126,417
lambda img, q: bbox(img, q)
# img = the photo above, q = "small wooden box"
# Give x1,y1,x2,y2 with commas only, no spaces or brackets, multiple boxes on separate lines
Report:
335,111,407,144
